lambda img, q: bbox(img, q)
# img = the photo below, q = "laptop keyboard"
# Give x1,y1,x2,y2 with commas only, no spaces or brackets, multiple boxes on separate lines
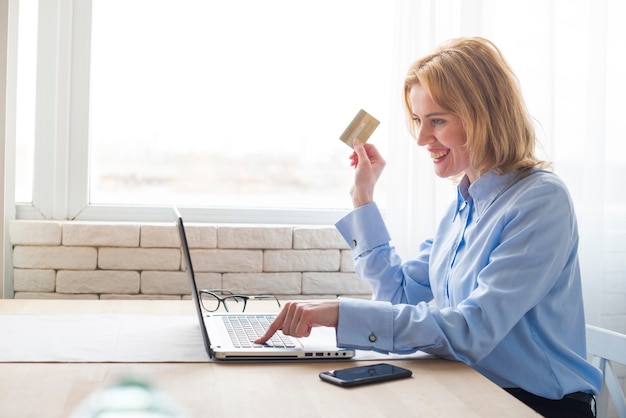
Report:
222,315,297,349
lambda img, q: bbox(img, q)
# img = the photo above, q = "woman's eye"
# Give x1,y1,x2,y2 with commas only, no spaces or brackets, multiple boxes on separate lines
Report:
431,118,444,125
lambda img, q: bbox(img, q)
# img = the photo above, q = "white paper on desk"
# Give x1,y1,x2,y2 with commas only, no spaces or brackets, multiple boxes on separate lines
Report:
0,314,209,362
0,314,436,363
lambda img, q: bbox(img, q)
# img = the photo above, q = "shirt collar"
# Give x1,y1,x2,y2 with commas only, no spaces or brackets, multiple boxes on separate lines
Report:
454,175,471,217
455,171,521,220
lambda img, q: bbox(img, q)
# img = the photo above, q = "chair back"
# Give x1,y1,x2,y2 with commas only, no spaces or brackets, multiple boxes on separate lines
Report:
586,324,626,418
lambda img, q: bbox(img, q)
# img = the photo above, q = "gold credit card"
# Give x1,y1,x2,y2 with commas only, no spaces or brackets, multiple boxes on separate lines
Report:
339,109,380,148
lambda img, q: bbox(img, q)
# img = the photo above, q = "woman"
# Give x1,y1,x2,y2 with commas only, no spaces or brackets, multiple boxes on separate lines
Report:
256,37,601,418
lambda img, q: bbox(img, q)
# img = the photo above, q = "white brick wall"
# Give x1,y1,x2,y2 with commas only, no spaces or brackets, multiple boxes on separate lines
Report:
8,220,371,300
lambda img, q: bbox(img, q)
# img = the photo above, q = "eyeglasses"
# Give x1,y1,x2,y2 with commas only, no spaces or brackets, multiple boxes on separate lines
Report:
198,289,281,313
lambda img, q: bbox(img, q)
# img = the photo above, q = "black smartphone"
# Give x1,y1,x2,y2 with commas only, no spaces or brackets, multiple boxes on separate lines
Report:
319,363,412,387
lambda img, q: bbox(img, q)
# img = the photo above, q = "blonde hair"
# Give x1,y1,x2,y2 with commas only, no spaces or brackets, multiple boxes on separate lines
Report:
403,37,550,175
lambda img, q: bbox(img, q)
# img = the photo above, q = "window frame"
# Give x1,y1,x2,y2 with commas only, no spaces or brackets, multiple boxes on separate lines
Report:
16,0,352,224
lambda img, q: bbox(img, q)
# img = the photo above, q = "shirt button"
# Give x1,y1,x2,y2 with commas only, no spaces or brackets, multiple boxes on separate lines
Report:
368,333,377,343
351,239,357,248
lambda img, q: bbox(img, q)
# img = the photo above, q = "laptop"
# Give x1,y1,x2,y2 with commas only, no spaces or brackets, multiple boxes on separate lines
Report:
174,207,355,361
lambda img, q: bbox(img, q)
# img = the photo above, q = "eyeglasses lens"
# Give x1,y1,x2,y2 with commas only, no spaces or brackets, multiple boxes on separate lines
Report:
199,292,221,312
222,295,247,313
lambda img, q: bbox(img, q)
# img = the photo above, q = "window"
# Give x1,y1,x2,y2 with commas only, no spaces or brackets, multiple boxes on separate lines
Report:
14,0,394,223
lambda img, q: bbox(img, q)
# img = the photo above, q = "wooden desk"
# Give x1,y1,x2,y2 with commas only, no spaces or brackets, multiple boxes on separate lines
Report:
0,300,539,417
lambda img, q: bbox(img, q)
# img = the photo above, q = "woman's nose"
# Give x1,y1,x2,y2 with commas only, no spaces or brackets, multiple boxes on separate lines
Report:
416,126,432,146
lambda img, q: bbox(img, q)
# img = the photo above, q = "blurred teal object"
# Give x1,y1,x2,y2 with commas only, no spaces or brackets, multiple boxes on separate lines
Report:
70,378,189,418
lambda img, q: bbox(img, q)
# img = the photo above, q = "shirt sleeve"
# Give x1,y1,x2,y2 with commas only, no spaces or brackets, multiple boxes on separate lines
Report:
334,202,436,354
337,297,445,354
335,202,433,304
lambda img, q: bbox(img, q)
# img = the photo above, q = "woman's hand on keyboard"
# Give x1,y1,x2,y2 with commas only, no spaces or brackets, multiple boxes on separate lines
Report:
254,300,339,344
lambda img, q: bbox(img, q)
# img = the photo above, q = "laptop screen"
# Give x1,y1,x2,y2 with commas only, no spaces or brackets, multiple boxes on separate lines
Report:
175,207,213,358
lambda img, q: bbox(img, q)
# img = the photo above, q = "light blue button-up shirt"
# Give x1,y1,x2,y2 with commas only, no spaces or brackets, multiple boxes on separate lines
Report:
335,169,602,399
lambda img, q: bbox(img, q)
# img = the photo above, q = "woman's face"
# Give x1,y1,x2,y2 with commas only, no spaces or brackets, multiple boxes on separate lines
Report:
409,84,479,183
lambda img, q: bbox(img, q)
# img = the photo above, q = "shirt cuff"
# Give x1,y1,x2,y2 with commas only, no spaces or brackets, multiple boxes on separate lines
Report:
337,297,394,352
335,202,392,257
